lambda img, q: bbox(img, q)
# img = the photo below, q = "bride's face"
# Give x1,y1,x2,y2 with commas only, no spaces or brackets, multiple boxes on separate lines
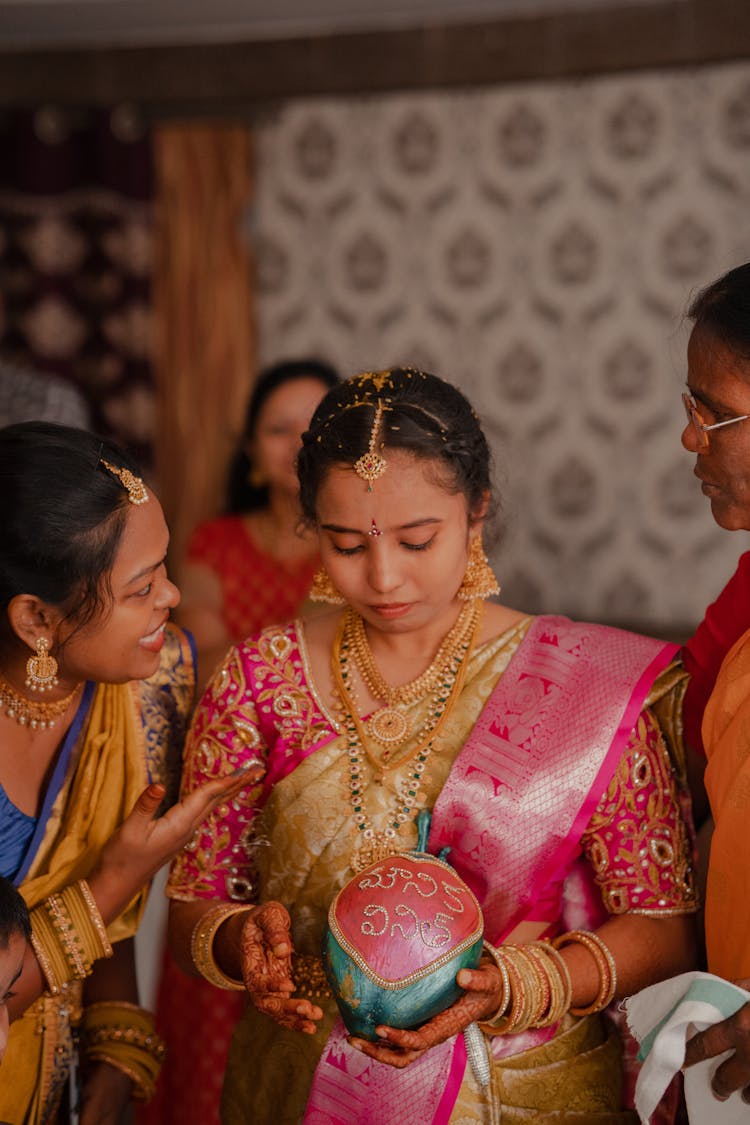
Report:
316,449,473,634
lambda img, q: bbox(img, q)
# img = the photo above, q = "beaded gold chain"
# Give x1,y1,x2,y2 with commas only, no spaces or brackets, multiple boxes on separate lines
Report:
333,602,482,873
0,674,82,730
346,601,479,747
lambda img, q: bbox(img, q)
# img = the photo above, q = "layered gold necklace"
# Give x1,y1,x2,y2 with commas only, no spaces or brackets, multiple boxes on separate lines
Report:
0,674,82,730
333,602,483,873
347,601,480,749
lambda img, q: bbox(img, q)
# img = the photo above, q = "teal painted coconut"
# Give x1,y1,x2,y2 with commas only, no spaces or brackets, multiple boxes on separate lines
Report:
324,848,484,1041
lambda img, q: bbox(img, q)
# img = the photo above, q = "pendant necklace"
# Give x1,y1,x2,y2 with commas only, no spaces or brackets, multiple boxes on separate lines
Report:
332,601,482,873
347,600,479,751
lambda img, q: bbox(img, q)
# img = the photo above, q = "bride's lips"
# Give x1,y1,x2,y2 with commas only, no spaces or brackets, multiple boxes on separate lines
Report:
139,620,167,652
369,603,412,619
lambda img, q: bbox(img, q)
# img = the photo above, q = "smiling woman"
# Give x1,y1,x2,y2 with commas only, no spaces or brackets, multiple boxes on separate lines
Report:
168,369,698,1125
0,422,262,1125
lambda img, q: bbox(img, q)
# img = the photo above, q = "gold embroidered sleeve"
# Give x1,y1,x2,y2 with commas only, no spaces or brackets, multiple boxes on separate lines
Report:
167,645,265,904
581,708,698,916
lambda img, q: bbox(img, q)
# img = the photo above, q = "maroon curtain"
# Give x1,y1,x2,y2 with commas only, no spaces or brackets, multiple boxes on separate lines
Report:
0,105,155,464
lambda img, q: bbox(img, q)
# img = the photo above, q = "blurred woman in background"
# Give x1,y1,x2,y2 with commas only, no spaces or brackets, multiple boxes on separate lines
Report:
177,358,339,689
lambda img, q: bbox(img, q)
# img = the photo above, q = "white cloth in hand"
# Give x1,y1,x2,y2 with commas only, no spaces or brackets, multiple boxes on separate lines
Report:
624,970,750,1124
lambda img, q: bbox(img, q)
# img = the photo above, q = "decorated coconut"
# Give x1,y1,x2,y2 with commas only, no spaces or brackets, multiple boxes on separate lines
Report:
324,850,484,1040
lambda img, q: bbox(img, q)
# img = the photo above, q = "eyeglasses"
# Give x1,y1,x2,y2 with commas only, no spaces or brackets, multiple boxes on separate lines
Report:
682,391,750,450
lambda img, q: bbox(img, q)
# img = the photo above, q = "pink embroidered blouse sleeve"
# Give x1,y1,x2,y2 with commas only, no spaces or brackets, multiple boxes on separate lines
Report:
166,641,268,904
581,708,698,916
167,623,336,905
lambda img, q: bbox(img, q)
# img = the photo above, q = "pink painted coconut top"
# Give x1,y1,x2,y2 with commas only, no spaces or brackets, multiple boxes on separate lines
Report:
329,853,482,985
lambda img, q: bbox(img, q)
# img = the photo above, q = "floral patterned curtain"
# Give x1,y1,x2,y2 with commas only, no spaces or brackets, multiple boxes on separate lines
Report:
0,105,155,464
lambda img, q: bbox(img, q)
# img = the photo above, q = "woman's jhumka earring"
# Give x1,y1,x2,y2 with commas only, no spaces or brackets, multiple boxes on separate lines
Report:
26,637,59,692
457,536,500,601
309,569,345,605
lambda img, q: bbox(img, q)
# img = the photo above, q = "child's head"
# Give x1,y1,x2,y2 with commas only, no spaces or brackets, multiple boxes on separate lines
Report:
0,877,29,1060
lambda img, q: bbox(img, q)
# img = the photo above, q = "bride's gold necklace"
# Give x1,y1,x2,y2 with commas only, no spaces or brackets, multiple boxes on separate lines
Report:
347,600,479,747
0,674,82,730
333,602,482,873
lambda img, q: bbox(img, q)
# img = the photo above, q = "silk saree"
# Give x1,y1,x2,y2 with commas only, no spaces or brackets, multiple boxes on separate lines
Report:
168,615,696,1124
702,626,750,980
0,625,194,1125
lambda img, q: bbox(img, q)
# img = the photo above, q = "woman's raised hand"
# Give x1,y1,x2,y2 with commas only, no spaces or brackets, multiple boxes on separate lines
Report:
88,762,264,925
240,902,323,1034
349,958,505,1068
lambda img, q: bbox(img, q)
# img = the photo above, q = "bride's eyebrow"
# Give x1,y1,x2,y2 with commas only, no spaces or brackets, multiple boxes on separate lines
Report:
320,518,441,535
320,523,365,535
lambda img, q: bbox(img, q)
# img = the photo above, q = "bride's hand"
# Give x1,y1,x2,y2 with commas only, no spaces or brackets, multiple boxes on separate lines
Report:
89,762,263,923
349,959,504,1068
240,902,323,1034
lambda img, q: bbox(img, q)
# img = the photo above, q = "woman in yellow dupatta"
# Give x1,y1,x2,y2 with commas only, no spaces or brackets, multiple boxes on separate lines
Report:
168,370,698,1123
0,422,260,1125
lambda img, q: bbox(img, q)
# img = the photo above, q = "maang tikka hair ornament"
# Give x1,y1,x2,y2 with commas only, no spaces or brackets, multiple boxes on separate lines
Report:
100,459,149,505
353,400,388,492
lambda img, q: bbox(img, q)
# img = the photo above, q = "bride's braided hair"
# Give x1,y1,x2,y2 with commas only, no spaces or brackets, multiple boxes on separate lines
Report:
297,367,493,521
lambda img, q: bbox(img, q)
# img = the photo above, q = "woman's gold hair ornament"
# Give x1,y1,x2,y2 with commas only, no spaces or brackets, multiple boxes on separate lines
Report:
100,459,149,505
353,399,388,492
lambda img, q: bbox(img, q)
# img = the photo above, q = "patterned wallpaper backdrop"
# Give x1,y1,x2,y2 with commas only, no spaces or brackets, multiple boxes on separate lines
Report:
251,60,750,635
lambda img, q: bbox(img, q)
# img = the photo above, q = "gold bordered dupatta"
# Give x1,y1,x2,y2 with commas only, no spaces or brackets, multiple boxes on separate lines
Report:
0,625,194,1125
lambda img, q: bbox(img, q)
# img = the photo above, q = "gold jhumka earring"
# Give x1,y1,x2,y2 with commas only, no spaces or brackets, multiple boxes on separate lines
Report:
309,569,345,605
458,536,500,601
25,637,59,692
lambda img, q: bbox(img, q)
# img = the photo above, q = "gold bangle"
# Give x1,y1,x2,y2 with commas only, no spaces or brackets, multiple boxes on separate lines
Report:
506,946,544,1033
75,880,113,960
476,940,511,1031
31,896,72,992
523,944,558,1026
29,882,114,994
552,929,618,1016
534,940,572,1026
488,947,528,1035
29,925,61,994
81,1002,165,1103
190,903,251,990
516,945,550,1027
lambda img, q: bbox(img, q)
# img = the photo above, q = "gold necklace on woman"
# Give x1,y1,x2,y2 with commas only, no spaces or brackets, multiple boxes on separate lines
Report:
332,601,482,873
347,600,479,748
0,674,82,730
